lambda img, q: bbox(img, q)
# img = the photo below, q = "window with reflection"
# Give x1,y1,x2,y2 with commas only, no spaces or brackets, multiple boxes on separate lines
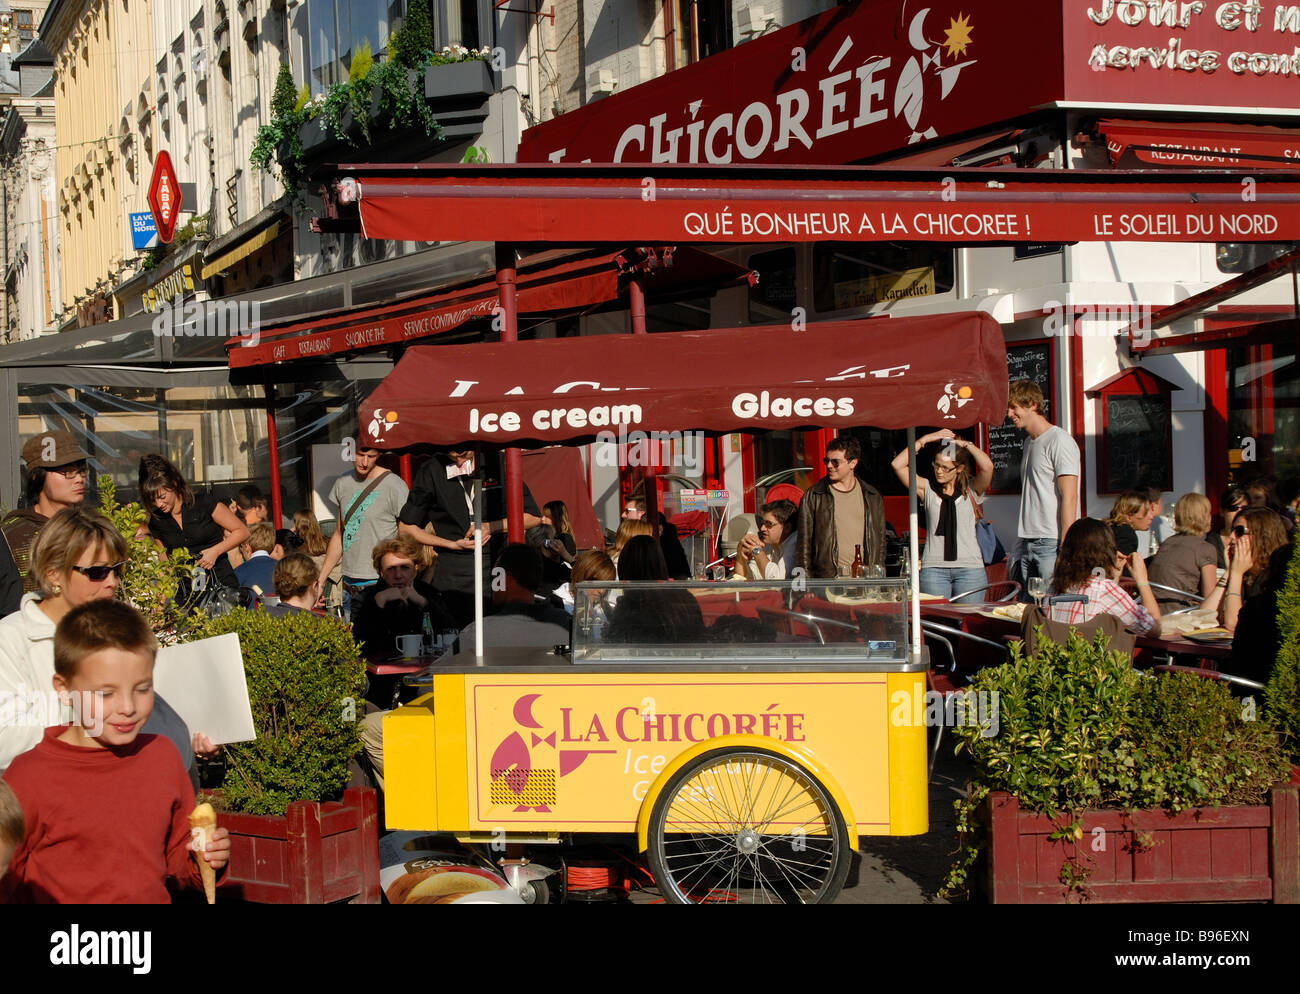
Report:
812,243,955,314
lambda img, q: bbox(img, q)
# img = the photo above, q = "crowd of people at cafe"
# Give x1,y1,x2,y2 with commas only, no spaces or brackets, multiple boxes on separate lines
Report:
0,378,1296,900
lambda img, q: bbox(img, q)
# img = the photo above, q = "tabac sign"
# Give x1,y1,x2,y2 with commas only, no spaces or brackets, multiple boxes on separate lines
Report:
518,0,1062,165
147,151,180,244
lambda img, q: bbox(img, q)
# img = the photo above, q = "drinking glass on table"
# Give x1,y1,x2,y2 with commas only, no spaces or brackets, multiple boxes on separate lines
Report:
1028,576,1047,610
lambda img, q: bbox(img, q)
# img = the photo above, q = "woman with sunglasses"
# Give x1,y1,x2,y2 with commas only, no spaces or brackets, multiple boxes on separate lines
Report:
1206,486,1248,570
0,509,207,778
891,429,994,599
1199,506,1289,634
734,499,798,580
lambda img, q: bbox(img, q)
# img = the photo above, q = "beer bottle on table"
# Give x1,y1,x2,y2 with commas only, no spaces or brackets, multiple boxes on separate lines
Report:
851,545,864,579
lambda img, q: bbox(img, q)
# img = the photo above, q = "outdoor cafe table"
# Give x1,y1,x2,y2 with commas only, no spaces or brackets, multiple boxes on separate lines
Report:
917,602,1234,671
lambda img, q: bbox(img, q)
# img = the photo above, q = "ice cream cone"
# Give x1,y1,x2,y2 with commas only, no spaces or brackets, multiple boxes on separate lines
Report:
189,802,218,904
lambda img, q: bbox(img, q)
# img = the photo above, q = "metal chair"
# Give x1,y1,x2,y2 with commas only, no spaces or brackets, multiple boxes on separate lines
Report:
1120,577,1201,606
950,580,1021,604
755,606,859,645
1154,663,1264,693
919,621,1010,781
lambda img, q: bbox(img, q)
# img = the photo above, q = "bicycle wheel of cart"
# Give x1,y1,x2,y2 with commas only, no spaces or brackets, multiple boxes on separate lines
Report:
647,748,850,905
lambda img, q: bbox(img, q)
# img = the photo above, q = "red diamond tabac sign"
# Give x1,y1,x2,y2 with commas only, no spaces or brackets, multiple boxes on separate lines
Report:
147,151,180,244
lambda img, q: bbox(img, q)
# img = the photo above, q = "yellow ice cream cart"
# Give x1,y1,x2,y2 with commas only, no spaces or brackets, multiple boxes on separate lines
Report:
384,577,931,904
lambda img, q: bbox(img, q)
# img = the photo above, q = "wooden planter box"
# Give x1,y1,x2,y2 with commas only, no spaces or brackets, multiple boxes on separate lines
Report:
979,785,1299,903
221,787,381,904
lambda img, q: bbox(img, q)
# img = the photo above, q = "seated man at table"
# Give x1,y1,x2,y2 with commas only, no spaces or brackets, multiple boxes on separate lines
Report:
354,535,457,657
456,544,571,654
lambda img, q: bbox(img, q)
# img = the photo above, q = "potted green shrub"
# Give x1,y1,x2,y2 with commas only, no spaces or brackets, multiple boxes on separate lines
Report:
1264,539,1300,773
942,631,1298,903
193,608,378,904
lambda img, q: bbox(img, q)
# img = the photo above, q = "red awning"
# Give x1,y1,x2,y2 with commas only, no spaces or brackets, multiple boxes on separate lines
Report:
359,313,1008,450
1097,119,1300,169
335,163,1300,246
228,246,752,368
874,131,1021,169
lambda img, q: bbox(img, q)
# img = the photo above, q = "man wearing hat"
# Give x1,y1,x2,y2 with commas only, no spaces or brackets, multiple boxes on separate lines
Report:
1,430,91,610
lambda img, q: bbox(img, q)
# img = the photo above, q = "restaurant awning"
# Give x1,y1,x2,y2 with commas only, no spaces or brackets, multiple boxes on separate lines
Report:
1093,119,1300,170
228,245,753,368
359,312,1007,450
321,162,1300,246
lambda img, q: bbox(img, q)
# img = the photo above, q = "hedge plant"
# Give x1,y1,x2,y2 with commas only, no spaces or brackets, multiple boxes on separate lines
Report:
941,630,1291,897
1264,538,1300,762
195,609,366,816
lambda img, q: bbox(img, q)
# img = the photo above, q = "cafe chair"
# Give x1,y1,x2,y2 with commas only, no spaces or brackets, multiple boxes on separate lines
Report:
1018,598,1137,658
1153,663,1265,693
950,580,1021,604
1120,578,1201,607
756,606,859,645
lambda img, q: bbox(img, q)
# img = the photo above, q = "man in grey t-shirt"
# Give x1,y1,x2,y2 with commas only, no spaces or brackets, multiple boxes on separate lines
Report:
318,442,410,621
1006,380,1079,593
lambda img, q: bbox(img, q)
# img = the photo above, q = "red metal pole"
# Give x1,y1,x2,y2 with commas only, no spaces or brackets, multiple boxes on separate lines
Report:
629,279,646,334
265,382,282,528
498,244,524,542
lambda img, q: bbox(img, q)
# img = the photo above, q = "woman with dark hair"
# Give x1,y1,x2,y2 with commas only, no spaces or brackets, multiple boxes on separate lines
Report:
734,499,799,580
1207,486,1248,569
1199,506,1289,635
890,429,993,598
607,535,705,643
1047,517,1161,636
139,454,248,591
543,500,578,558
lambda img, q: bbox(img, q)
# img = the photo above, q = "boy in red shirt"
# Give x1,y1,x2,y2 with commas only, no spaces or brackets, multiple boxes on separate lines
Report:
1,600,229,903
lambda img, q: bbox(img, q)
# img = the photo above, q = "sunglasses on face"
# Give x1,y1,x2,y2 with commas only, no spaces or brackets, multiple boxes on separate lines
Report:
933,461,956,472
1228,504,1247,513
71,562,126,581
52,462,89,479
758,519,780,531
824,458,846,467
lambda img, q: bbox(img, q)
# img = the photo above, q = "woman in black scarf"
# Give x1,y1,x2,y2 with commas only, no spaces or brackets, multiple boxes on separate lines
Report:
891,430,994,599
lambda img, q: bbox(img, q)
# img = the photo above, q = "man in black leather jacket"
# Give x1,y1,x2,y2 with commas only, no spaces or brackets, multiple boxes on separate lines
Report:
796,436,886,578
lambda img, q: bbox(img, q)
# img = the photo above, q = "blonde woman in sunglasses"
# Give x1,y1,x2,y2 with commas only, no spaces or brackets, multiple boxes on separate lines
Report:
0,509,209,779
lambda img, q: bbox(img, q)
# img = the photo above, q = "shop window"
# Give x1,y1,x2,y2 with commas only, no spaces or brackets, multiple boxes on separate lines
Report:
1216,241,1294,274
16,383,268,509
15,9,33,44
748,247,797,323
271,376,391,525
812,243,955,314
645,296,712,333
1226,341,1299,487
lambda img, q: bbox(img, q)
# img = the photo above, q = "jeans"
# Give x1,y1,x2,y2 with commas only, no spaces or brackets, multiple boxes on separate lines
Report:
342,577,376,624
1009,538,1059,601
919,566,989,600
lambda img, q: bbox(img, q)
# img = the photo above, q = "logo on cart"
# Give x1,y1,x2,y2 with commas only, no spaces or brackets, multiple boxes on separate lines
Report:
936,383,974,419
489,694,616,812
367,408,400,441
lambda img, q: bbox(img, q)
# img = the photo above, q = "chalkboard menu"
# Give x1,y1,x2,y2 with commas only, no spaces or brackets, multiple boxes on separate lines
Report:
1102,395,1172,492
986,341,1053,493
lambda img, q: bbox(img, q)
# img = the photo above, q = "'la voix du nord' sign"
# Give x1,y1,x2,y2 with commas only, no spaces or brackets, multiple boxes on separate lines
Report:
518,0,1300,167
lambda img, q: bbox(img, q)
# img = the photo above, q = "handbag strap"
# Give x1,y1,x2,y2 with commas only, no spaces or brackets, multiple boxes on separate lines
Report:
341,472,387,534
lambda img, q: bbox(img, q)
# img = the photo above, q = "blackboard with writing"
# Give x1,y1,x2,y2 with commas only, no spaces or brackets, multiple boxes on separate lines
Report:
1103,395,1172,492
987,341,1053,493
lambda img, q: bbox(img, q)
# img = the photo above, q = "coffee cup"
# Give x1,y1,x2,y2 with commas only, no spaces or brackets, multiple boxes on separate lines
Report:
396,634,424,658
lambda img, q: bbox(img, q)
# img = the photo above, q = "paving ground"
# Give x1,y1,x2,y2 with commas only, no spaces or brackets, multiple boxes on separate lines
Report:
837,747,972,904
